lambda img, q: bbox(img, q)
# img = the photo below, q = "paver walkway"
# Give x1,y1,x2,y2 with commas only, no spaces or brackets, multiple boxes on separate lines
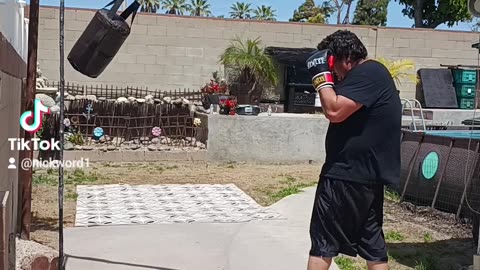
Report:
65,186,339,270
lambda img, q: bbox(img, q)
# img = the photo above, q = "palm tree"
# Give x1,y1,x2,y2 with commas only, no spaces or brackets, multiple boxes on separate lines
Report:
219,37,279,103
139,0,161,13
229,2,253,19
375,57,417,86
161,0,189,15
253,5,276,21
189,0,212,16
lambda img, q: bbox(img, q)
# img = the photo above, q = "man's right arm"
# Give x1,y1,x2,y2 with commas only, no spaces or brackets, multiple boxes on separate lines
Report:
317,87,363,123
306,50,363,123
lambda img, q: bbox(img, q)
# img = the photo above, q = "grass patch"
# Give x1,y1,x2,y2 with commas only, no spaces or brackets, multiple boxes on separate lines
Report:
385,187,400,203
65,192,78,201
33,174,57,186
414,256,437,270
423,232,433,243
65,169,100,185
280,175,297,184
147,165,165,173
166,165,178,170
385,230,405,242
223,161,236,169
269,185,305,200
34,169,100,186
267,175,317,201
335,257,356,270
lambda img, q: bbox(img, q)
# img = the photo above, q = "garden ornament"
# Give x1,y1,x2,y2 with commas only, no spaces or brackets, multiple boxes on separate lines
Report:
70,116,80,125
83,103,94,121
152,127,162,137
93,127,105,140
63,118,71,128
68,0,140,78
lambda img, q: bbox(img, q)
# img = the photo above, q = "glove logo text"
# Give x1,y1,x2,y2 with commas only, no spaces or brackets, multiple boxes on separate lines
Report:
313,74,327,88
307,57,326,69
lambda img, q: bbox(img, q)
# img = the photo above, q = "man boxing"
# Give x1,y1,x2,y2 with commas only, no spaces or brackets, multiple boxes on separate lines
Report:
306,30,402,270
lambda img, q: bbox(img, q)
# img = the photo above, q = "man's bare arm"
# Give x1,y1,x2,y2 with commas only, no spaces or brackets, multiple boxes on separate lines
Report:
318,87,363,123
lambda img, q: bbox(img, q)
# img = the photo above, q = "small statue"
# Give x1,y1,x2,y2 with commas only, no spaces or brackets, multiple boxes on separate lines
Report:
36,62,48,89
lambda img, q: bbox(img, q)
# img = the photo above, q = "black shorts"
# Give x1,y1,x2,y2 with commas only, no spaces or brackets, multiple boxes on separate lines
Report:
309,177,388,262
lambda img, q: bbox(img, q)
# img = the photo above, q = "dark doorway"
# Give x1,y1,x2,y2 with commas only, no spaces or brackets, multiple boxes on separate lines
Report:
265,46,320,113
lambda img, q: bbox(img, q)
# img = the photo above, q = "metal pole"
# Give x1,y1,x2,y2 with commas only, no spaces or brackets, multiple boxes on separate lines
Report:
456,141,480,219
431,139,454,209
58,0,65,268
400,133,425,201
20,0,40,240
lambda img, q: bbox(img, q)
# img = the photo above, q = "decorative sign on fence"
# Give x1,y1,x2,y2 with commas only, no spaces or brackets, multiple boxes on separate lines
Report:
421,151,439,180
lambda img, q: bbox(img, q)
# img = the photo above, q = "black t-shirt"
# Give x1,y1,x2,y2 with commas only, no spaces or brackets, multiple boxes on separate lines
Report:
320,60,402,187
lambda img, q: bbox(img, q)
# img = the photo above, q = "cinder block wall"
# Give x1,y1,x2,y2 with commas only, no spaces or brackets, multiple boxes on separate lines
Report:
35,6,480,99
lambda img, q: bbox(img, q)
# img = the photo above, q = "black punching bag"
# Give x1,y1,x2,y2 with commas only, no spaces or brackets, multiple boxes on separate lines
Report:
67,0,140,78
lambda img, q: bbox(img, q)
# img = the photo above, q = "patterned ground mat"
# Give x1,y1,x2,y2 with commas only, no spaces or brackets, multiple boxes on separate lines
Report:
75,184,284,226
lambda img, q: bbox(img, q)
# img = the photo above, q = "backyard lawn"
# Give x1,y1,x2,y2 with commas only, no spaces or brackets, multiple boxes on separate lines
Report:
31,161,475,270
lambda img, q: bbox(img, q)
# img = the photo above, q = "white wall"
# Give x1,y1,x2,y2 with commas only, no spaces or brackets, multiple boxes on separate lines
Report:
0,0,28,60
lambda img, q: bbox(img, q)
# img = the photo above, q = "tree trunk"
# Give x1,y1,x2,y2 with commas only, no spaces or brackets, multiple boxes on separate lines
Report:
334,0,343,24
414,0,425,27
342,1,353,24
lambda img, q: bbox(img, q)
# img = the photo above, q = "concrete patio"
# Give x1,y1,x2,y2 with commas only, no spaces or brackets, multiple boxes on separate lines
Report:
64,186,340,270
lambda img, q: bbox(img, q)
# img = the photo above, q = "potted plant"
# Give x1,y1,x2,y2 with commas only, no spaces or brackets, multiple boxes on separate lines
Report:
219,36,279,105
201,71,229,110
219,96,238,115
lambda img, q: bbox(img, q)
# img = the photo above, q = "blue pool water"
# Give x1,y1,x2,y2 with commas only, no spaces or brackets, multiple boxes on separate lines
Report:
425,131,480,140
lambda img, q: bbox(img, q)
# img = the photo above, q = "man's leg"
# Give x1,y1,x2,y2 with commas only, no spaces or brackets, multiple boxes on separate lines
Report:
358,185,389,270
309,178,371,270
307,256,332,270
367,261,388,270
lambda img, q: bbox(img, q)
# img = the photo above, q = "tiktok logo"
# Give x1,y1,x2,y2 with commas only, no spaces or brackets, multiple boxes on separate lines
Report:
19,99,50,133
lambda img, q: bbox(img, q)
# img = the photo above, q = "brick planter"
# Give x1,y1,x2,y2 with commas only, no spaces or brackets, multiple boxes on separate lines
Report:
16,238,59,270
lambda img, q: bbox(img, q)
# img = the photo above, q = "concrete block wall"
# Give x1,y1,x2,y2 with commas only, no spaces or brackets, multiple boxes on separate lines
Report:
35,6,480,99
207,114,330,162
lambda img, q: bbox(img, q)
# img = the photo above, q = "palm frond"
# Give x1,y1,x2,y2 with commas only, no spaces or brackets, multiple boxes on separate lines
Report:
376,57,417,86
219,36,278,87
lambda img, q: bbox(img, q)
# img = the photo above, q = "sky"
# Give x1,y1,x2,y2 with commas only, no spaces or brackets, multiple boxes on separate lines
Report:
30,0,475,31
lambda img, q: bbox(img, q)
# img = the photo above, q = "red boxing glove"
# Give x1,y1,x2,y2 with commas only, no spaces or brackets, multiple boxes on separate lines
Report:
306,49,335,92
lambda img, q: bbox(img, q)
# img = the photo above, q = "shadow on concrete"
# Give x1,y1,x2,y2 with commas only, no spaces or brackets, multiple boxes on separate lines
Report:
65,254,181,270
388,238,476,269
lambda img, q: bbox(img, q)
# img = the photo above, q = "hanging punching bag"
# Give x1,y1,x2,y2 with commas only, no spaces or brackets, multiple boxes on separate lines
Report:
67,0,140,78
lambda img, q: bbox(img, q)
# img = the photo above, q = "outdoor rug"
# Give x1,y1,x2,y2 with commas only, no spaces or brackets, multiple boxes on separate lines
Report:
75,184,284,226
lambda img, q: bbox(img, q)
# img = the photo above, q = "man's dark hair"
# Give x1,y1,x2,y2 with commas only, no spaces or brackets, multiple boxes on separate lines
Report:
317,30,368,62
